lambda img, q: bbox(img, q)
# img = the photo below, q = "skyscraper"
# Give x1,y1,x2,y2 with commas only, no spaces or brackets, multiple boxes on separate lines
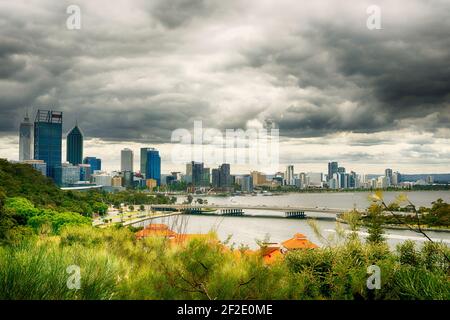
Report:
144,148,161,185
34,110,62,177
285,165,295,186
219,163,231,188
328,162,338,182
121,148,134,172
19,113,33,161
186,161,204,186
83,156,101,172
140,147,152,177
66,124,83,165
212,168,220,188
385,168,393,186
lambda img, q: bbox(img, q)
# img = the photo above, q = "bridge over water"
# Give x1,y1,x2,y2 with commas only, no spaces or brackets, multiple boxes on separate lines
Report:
150,204,351,215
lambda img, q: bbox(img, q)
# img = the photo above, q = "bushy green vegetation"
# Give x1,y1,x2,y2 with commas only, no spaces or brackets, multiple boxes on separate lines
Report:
374,198,450,228
0,163,448,300
0,160,175,216
0,225,448,300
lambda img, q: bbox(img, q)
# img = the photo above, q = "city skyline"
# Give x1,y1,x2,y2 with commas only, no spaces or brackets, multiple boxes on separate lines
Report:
1,1,449,174
5,109,450,176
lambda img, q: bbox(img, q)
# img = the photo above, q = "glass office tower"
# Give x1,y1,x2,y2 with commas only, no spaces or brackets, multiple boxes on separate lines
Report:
145,148,161,185
34,110,62,178
67,125,83,165
83,157,101,172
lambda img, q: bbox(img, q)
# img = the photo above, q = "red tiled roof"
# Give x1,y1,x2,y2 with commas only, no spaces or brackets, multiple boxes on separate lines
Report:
282,233,318,250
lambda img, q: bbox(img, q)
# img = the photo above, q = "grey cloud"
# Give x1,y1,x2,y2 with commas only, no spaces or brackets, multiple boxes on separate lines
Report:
0,0,449,149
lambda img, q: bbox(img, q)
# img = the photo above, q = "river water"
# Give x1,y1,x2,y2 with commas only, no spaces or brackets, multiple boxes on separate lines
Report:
145,191,450,249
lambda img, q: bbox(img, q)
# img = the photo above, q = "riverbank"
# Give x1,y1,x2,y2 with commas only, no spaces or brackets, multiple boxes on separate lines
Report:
336,217,450,233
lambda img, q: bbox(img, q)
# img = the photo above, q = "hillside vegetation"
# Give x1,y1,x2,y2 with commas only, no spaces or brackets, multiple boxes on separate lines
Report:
0,159,448,300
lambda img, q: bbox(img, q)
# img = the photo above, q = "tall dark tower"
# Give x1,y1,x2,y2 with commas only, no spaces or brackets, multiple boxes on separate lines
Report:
19,112,33,161
66,124,83,165
34,110,63,177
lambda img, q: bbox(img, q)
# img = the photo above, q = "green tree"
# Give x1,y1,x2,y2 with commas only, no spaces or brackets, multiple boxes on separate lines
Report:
366,204,385,244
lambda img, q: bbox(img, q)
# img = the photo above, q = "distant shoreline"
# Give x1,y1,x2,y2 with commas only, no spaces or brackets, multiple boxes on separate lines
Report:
335,218,450,233
182,188,450,197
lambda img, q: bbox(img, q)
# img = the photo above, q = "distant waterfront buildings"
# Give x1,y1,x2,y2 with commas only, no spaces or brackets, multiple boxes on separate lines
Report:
285,165,295,186
34,110,63,178
19,113,33,161
121,148,134,172
385,168,393,186
186,161,204,186
236,175,253,192
327,162,338,182
66,124,83,165
218,163,231,189
83,157,101,172
251,171,268,186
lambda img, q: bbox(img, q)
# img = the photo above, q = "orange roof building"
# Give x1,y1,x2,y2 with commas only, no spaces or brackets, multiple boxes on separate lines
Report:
135,224,177,239
281,233,318,250
260,244,284,265
136,226,318,265
259,234,318,264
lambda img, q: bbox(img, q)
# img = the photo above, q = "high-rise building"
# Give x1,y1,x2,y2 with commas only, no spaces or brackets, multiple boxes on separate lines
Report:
251,171,268,186
202,167,210,186
121,148,134,172
306,172,323,187
140,147,151,177
385,168,393,186
337,172,349,189
19,113,33,161
34,110,62,177
53,162,80,186
219,163,231,188
78,164,91,182
285,165,295,186
240,175,253,192
66,125,83,165
123,171,134,189
211,168,220,188
392,171,401,186
349,171,357,189
338,167,346,173
186,161,204,186
377,176,388,189
144,148,161,185
328,162,338,182
83,157,101,172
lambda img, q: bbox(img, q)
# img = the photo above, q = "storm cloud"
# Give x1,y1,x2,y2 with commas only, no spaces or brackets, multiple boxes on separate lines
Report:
0,0,449,172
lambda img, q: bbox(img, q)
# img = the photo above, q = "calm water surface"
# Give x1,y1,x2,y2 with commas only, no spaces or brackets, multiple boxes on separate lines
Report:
145,191,450,249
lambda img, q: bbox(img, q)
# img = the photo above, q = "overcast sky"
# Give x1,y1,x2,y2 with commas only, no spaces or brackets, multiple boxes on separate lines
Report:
0,0,449,174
